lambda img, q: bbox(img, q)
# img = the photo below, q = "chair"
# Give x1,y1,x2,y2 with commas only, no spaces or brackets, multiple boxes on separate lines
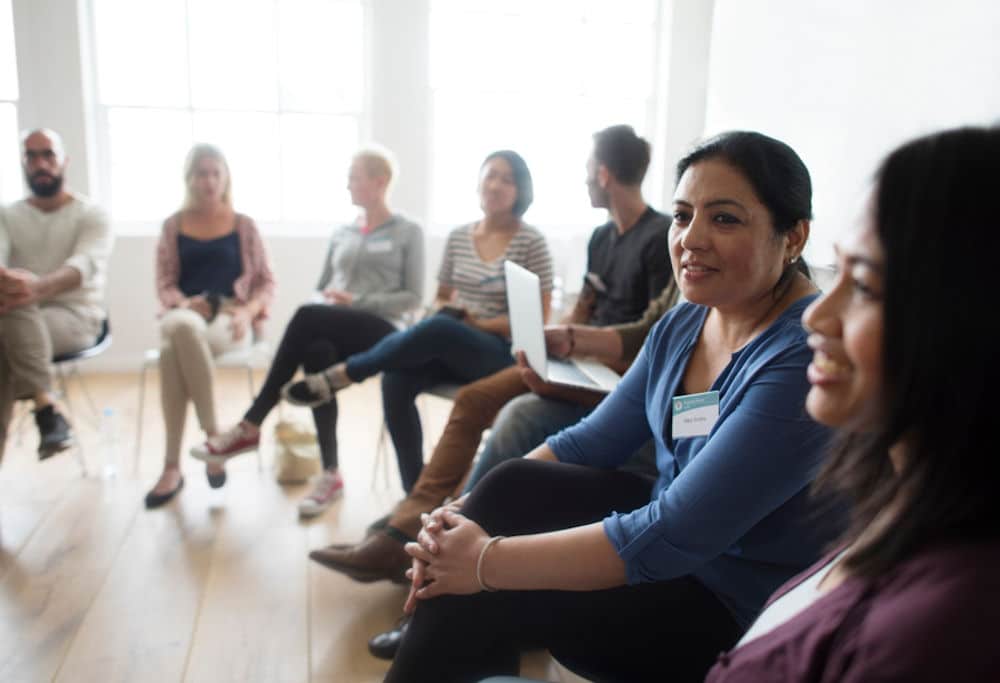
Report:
12,318,113,475
371,382,463,490
133,338,271,474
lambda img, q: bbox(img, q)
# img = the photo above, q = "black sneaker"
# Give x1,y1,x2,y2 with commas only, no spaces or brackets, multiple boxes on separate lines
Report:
35,406,74,460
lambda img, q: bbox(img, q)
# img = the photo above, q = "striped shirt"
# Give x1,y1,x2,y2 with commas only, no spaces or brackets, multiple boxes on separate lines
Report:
438,222,553,319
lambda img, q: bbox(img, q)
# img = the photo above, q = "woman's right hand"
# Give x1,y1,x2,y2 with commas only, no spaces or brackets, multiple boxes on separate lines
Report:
183,295,213,321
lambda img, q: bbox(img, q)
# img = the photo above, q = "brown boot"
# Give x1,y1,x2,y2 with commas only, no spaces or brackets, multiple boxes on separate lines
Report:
308,531,410,584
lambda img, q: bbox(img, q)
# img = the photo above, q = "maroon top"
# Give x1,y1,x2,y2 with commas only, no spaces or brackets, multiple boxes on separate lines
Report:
705,539,1000,682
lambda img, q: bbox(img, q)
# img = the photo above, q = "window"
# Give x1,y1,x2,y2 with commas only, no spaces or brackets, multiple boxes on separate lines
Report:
91,0,365,229
428,0,663,233
0,0,20,205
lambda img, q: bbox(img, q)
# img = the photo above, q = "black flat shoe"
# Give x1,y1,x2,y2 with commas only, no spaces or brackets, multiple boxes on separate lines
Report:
207,469,227,489
144,477,185,509
368,615,410,660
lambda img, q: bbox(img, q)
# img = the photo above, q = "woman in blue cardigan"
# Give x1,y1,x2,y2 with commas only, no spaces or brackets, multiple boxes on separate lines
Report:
385,131,839,683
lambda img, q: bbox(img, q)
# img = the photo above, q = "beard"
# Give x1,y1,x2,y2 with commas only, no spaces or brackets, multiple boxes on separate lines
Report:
27,171,64,198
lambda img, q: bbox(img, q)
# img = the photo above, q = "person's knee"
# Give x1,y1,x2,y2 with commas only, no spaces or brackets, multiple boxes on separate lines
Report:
290,303,327,330
475,457,537,496
302,339,338,373
488,395,550,448
411,314,458,341
160,309,204,341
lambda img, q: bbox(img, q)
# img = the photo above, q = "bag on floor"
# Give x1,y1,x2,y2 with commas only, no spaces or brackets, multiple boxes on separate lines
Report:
273,419,322,484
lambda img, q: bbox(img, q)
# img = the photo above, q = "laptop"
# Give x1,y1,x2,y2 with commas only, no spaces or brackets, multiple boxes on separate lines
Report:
504,260,621,394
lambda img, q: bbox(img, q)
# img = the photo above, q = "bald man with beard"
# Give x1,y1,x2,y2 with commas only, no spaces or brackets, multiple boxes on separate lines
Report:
0,129,113,462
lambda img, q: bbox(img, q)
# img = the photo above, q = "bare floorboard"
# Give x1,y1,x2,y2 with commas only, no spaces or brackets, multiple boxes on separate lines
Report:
0,371,568,683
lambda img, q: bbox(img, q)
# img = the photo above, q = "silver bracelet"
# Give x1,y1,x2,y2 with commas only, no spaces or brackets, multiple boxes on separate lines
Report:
476,535,506,592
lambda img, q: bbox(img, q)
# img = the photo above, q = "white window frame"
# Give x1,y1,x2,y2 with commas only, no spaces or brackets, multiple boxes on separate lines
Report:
84,0,372,236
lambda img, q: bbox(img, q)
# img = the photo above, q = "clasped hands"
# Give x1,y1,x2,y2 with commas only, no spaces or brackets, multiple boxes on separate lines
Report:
0,266,40,313
402,498,492,614
180,295,252,341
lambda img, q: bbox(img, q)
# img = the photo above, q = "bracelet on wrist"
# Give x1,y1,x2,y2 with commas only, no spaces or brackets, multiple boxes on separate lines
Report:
476,535,506,592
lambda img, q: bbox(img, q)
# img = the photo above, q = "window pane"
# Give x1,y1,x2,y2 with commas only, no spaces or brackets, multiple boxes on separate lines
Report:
432,92,648,231
0,102,20,204
430,11,583,93
279,0,363,112
279,113,357,222
194,111,281,221
93,0,188,106
188,0,278,110
107,108,191,220
0,0,17,101
429,1,660,232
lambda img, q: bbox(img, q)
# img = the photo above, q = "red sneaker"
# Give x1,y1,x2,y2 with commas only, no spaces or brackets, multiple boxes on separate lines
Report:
190,423,260,465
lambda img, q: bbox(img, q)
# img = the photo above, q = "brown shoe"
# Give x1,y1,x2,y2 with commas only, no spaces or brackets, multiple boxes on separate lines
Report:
309,532,409,584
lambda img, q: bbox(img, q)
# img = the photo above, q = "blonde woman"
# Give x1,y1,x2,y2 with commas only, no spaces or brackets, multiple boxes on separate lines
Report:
190,148,424,517
146,143,275,508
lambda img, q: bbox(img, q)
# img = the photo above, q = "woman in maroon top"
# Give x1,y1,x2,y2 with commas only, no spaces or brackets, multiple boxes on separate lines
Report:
705,127,1000,681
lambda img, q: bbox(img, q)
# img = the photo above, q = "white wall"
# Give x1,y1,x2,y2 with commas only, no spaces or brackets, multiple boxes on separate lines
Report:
703,0,1000,264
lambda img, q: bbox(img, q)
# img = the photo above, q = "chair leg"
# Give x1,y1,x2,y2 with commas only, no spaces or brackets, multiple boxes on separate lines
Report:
372,420,392,491
56,367,88,477
244,362,263,473
135,362,148,476
71,364,102,427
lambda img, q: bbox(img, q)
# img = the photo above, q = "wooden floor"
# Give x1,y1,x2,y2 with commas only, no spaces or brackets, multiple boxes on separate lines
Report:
0,371,561,683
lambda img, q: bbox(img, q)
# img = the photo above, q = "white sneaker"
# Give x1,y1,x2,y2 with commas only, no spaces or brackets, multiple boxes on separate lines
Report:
298,469,344,518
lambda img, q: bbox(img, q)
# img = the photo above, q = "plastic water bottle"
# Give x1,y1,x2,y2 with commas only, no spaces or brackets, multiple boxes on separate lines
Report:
99,407,120,480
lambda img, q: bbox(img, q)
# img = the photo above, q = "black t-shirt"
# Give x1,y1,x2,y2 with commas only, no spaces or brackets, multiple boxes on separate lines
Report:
583,206,672,327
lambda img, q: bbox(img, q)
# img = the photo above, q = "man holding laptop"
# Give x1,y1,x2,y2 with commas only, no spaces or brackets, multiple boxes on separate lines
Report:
309,126,674,634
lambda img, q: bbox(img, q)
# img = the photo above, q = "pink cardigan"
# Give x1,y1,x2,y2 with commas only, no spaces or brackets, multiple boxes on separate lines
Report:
155,211,276,336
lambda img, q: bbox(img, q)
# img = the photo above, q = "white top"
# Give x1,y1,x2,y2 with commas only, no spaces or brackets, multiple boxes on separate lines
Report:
736,550,848,647
0,193,113,320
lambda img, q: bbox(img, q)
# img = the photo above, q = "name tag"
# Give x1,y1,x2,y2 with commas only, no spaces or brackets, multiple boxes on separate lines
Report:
366,240,392,253
671,390,720,438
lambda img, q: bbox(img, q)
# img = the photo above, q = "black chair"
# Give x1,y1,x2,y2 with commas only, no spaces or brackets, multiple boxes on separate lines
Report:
13,318,112,475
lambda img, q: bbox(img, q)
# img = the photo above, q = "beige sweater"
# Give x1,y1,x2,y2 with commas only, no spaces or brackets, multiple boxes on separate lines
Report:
0,193,113,321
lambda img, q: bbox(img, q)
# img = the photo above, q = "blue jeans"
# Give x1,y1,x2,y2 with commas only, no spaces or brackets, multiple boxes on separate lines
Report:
463,393,592,492
345,314,513,492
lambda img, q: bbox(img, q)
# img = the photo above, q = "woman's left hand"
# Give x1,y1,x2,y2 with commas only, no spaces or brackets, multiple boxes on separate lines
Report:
404,509,490,601
228,305,252,341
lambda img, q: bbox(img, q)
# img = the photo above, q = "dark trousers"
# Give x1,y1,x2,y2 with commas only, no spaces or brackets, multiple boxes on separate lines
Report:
244,304,395,469
345,314,514,492
386,459,742,683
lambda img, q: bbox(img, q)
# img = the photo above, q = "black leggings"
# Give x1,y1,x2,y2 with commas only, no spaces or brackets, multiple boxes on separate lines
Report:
386,459,742,683
243,304,395,469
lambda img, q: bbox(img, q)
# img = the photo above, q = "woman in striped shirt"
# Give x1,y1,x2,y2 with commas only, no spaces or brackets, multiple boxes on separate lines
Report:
284,150,553,493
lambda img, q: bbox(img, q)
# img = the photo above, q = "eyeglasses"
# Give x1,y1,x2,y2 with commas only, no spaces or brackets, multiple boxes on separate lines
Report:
23,149,58,164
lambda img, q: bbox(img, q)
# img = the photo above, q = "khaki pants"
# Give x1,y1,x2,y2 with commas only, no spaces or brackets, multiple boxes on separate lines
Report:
158,307,251,467
0,303,101,463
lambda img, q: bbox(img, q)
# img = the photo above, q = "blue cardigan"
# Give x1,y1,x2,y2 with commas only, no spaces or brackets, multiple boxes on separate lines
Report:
547,295,834,627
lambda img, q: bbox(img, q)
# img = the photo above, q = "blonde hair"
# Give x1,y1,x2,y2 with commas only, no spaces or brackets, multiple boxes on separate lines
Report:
352,145,397,193
183,143,233,209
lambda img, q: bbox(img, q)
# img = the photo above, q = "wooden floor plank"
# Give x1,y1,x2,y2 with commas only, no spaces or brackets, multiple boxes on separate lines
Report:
52,478,226,683
0,477,141,683
0,372,570,682
182,473,312,683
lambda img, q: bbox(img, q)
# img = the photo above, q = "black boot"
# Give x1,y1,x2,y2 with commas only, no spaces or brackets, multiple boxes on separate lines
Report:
35,405,74,460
